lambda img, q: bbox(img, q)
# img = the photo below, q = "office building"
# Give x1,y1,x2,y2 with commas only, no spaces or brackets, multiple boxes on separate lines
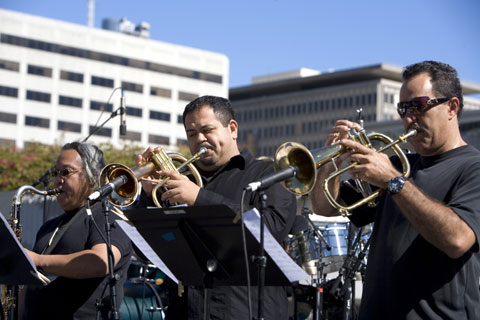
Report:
230,64,480,157
0,9,229,149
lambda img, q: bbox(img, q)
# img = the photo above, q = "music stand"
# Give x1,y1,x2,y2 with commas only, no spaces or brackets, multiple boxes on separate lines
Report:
0,213,45,320
0,213,44,286
124,205,291,318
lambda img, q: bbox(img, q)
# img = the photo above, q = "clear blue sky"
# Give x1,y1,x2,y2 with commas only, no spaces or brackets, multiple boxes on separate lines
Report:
2,0,480,93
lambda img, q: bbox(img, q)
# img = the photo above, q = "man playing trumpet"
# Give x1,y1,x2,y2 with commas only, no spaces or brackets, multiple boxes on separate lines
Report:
136,95,297,320
312,61,480,319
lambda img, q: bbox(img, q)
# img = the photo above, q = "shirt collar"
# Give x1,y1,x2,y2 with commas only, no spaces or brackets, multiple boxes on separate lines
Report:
198,150,251,179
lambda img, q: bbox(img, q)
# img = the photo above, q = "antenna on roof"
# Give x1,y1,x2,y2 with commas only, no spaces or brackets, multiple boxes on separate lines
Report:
87,0,95,27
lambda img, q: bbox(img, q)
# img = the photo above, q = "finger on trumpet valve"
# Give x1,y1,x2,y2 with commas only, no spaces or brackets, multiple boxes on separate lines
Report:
140,178,161,184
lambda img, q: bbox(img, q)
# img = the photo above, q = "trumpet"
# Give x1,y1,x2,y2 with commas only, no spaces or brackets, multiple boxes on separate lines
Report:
99,147,206,207
274,128,417,215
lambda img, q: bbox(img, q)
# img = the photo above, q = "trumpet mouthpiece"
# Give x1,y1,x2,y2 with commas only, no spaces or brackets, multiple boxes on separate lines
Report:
198,147,208,156
406,129,417,138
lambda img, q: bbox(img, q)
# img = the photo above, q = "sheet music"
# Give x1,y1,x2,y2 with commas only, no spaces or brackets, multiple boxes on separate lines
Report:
243,209,311,283
0,212,48,285
117,220,178,284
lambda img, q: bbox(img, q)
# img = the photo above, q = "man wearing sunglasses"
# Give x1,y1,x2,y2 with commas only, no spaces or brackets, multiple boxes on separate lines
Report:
312,61,480,319
22,142,132,319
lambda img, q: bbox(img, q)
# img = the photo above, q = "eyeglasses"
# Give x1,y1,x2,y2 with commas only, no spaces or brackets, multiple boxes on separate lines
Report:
397,96,451,119
51,168,80,178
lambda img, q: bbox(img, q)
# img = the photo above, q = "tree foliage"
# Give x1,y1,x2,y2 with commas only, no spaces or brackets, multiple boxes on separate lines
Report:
0,142,190,191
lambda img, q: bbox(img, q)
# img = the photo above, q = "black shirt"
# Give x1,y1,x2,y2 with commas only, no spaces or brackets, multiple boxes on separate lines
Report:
140,150,297,320
24,202,133,320
343,145,480,320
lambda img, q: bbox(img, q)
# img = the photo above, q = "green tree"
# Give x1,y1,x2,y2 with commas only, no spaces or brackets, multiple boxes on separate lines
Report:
0,142,190,191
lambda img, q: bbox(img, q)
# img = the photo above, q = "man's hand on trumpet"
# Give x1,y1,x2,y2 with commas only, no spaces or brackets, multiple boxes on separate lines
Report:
326,120,363,145
341,135,401,190
156,169,200,206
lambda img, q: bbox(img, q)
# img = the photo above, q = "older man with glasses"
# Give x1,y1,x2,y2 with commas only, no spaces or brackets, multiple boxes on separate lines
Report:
311,61,480,320
22,142,132,319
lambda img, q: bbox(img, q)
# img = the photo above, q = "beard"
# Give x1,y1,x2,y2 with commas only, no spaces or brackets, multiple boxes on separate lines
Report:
199,156,216,167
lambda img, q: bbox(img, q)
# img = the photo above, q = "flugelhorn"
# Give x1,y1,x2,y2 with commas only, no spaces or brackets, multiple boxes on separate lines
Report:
98,147,205,207
274,128,417,215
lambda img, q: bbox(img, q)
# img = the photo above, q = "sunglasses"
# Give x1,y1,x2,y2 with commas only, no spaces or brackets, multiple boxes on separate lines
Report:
397,96,451,119
51,168,80,178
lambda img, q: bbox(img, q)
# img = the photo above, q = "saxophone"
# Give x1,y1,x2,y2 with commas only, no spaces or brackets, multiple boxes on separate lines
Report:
1,185,60,320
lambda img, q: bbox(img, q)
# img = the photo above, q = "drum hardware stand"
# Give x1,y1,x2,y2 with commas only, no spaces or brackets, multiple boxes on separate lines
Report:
338,230,371,318
328,225,371,320
299,197,332,320
128,264,166,317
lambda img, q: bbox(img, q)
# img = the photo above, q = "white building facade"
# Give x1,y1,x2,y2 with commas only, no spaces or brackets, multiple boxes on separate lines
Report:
0,9,229,149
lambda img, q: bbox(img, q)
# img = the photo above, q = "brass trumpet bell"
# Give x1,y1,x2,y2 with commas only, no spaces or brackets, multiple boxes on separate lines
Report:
99,148,204,207
274,142,343,195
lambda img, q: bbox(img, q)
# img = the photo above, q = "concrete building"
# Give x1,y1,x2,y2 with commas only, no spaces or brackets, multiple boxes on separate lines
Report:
230,64,480,157
0,9,229,150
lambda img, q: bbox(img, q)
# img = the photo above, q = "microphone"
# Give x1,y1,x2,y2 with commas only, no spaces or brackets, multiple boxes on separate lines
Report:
88,175,128,201
119,89,127,136
245,166,298,192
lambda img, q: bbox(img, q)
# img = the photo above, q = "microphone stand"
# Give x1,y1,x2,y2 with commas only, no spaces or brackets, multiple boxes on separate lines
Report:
82,107,123,143
94,197,120,320
252,191,268,320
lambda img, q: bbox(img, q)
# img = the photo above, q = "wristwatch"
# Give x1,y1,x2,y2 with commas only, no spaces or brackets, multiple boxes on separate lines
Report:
387,175,406,194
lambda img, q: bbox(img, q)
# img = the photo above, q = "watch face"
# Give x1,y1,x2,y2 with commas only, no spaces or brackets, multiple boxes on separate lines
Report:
389,176,405,194
392,180,402,189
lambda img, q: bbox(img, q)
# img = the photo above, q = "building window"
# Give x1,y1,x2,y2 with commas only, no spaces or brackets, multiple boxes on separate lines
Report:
126,106,142,117
27,64,52,77
25,116,49,128
89,125,112,137
178,91,198,102
1,33,223,84
150,86,172,98
120,131,141,141
26,90,51,103
59,95,82,108
0,85,18,97
177,138,188,146
91,75,114,88
149,134,169,145
0,111,16,124
60,70,84,83
90,100,113,112
150,110,170,121
177,115,183,124
0,58,19,72
58,120,81,133
122,81,143,93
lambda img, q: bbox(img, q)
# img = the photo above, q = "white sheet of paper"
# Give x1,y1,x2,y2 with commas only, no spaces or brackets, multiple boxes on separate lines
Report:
243,208,311,283
117,220,178,284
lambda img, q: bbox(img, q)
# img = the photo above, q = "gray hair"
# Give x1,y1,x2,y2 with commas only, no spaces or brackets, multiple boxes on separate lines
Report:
61,142,106,189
